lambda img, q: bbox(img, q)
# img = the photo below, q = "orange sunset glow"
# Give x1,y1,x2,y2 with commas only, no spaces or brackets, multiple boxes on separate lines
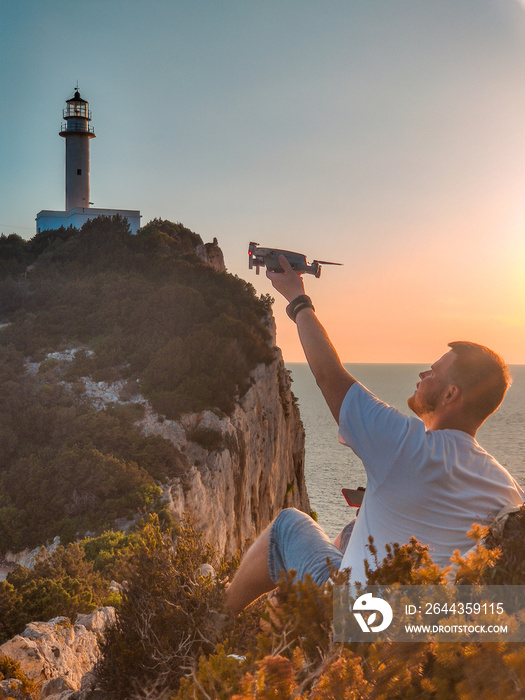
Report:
265,205,525,364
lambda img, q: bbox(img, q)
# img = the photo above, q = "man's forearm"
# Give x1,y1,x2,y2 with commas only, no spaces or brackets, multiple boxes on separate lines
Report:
295,306,355,422
266,254,354,422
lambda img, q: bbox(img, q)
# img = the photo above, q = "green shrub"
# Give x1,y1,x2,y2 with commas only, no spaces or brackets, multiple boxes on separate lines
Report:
187,426,224,451
95,516,240,699
0,519,184,645
0,542,111,644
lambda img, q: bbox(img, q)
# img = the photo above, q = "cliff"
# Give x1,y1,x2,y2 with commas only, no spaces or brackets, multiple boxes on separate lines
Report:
141,333,309,556
3,344,308,567
0,216,309,557
0,345,309,698
0,216,311,697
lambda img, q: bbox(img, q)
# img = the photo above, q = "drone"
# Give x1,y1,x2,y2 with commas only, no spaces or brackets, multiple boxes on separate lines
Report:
248,242,342,278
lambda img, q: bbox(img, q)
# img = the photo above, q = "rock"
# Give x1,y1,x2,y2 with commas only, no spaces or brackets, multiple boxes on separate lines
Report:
0,678,30,700
196,238,226,272
109,580,122,594
3,537,61,570
198,563,217,580
40,677,75,698
0,608,115,695
21,616,70,640
74,608,116,635
79,670,97,692
141,349,310,556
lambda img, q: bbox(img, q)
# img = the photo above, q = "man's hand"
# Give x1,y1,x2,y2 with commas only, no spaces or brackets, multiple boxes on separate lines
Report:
266,255,306,302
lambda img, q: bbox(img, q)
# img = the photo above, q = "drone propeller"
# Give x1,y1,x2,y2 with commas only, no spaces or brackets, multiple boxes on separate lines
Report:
313,260,343,266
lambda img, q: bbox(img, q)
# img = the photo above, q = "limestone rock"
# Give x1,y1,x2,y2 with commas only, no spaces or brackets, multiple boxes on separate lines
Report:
197,237,226,272
0,608,114,695
140,352,310,556
0,678,30,700
40,677,75,698
74,608,116,635
3,536,61,570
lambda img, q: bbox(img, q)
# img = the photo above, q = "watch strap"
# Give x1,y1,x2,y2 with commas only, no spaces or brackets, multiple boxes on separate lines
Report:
286,295,315,322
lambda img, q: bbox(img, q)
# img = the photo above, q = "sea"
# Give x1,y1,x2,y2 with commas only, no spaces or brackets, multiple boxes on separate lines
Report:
286,363,525,540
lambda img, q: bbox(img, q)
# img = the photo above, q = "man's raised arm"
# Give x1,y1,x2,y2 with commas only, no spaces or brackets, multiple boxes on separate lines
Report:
267,255,355,423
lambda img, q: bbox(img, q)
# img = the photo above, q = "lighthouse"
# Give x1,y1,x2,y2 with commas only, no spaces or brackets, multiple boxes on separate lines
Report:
36,88,141,234
59,89,95,210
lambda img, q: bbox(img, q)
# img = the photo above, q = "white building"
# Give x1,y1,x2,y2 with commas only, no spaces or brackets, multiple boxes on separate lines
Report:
36,89,141,235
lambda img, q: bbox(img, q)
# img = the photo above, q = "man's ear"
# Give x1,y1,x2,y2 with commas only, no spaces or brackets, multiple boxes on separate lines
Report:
443,384,461,405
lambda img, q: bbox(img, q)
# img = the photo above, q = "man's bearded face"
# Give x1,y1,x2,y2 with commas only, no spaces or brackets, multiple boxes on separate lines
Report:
407,352,456,418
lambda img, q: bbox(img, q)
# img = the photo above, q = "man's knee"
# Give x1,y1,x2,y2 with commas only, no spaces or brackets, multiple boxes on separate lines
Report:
268,507,340,586
274,507,313,526
271,508,316,544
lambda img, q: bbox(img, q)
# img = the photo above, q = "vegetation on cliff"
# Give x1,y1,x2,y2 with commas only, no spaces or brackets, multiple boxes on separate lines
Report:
1,507,524,697
0,216,274,553
93,508,525,699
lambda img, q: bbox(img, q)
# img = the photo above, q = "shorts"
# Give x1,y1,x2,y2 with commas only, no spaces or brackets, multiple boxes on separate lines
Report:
268,508,343,586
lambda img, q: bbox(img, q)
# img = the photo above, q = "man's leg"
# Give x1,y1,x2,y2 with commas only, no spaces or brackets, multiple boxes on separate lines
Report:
224,523,275,615
225,508,343,615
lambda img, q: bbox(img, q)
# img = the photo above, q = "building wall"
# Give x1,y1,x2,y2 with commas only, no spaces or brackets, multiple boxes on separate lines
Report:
65,134,90,210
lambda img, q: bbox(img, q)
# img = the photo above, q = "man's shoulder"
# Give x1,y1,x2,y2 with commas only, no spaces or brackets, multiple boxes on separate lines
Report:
427,428,490,456
338,381,425,458
340,381,417,428
340,381,385,410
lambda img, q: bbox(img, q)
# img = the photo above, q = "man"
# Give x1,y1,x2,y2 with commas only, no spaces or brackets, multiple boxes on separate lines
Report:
225,256,524,615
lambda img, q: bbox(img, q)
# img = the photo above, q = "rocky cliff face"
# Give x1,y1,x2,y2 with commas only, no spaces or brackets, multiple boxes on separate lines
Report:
3,317,309,567
0,335,309,699
0,608,115,700
0,225,310,697
140,349,309,556
196,236,226,273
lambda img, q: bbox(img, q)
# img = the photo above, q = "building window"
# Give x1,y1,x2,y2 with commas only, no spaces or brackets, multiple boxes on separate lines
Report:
77,169,82,175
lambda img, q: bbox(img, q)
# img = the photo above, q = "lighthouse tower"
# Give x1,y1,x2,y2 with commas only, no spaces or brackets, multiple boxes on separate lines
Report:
36,89,140,234
59,89,95,210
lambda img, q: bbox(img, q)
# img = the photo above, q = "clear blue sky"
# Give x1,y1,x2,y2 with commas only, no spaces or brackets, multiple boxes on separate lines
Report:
2,0,525,362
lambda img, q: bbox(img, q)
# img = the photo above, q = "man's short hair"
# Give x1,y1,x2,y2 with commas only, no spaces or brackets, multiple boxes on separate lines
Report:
447,341,511,424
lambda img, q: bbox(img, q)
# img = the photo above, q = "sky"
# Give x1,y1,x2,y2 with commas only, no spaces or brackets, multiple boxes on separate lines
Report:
1,0,525,363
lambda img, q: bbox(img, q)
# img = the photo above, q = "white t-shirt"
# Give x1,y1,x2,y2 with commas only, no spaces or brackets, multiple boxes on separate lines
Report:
338,382,524,584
